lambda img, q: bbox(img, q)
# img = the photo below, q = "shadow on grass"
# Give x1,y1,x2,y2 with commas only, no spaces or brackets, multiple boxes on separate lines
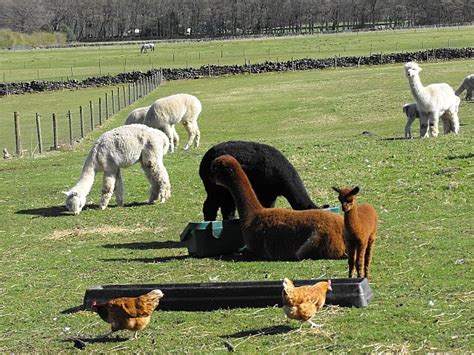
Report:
103,240,185,250
15,202,151,217
224,325,294,338
379,136,407,141
100,255,190,263
15,205,72,217
447,152,474,160
64,336,130,349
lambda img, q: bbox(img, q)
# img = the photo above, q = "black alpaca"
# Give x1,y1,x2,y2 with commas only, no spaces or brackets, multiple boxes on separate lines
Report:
199,141,322,220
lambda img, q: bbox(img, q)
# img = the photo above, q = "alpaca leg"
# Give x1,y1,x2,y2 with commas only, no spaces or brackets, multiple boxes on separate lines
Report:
141,155,171,204
100,171,117,210
441,114,451,134
114,169,125,207
419,113,429,138
451,112,460,134
429,115,439,138
348,245,357,278
161,125,175,153
356,243,368,278
172,125,180,148
466,87,472,101
183,121,199,150
405,115,416,139
364,237,376,280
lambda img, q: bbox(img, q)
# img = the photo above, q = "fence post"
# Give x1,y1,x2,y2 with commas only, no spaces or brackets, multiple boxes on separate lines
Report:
52,113,58,150
117,87,121,111
98,97,102,125
89,100,94,130
128,84,131,105
105,93,109,120
35,113,43,154
111,90,115,115
14,112,22,156
79,106,84,138
68,110,73,146
134,83,137,102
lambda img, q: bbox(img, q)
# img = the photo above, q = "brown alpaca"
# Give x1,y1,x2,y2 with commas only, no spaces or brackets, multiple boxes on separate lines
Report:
333,187,378,280
210,155,347,261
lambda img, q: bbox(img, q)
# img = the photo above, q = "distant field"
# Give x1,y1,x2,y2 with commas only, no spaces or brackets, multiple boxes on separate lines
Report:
0,59,472,352
0,26,473,82
1,59,472,155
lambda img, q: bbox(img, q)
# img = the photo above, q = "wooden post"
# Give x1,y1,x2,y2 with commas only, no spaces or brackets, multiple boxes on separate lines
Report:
35,113,43,154
89,100,94,130
111,90,115,115
105,93,109,120
128,84,132,105
14,112,22,156
68,110,73,146
79,106,84,138
117,87,121,111
98,97,102,125
52,113,58,150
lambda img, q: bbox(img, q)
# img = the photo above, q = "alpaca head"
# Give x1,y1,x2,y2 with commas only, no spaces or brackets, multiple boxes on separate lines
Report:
64,191,86,215
333,186,360,212
209,155,239,188
404,61,422,78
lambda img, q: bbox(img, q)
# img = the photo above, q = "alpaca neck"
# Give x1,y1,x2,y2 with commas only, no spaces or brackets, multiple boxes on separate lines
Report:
71,151,97,196
408,74,431,109
344,203,361,234
224,168,263,221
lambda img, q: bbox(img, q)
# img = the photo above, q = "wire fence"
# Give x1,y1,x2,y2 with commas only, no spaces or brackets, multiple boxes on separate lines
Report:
5,71,162,159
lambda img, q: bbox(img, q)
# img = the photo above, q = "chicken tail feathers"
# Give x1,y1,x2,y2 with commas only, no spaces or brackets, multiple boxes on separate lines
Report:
282,278,295,297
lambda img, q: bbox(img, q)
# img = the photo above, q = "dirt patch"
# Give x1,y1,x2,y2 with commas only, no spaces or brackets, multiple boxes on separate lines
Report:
47,225,165,240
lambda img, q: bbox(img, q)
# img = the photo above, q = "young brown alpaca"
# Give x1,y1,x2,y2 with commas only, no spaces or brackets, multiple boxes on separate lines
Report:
333,187,378,280
210,155,347,261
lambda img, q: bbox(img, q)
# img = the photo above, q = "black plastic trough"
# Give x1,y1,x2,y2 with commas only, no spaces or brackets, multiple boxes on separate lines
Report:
83,278,372,311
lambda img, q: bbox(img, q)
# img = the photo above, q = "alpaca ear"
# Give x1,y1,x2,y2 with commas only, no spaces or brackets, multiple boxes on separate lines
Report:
332,187,341,194
62,191,70,196
349,186,360,196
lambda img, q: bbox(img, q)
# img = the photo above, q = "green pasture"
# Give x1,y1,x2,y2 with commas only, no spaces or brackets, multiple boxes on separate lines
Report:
0,60,473,352
0,26,473,82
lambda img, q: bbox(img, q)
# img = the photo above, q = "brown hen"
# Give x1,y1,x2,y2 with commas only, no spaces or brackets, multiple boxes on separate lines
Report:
91,289,164,339
282,278,332,328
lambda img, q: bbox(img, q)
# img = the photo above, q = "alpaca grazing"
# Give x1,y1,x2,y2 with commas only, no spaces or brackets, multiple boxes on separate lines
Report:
125,106,179,148
124,106,149,125
143,93,202,152
404,61,460,138
333,187,377,280
200,141,324,221
455,74,474,101
64,124,171,215
210,155,346,261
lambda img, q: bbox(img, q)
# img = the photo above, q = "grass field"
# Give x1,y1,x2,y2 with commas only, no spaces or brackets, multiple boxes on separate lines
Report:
0,58,473,351
0,26,473,82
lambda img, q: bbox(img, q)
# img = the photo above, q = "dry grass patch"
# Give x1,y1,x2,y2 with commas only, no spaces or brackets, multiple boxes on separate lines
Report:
47,225,166,240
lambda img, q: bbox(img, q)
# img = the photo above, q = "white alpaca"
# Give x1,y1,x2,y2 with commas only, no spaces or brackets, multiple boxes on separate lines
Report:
404,62,460,138
455,74,474,101
125,106,179,148
64,124,171,215
143,93,202,152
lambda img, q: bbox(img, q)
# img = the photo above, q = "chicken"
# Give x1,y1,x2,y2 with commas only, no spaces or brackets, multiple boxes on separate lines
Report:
282,278,332,328
91,289,164,339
